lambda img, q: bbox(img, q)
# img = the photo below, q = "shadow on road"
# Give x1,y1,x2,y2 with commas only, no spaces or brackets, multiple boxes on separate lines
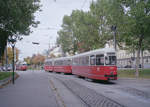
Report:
92,80,117,85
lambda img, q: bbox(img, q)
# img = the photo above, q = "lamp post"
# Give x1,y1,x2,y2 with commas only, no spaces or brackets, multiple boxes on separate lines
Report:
8,37,16,84
111,25,117,51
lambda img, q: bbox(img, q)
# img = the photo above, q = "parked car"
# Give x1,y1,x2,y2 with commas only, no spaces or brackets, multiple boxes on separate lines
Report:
124,65,132,68
1,64,13,71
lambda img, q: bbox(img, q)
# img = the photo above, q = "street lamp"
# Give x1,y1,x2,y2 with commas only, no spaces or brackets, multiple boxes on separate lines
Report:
111,25,117,51
8,37,17,84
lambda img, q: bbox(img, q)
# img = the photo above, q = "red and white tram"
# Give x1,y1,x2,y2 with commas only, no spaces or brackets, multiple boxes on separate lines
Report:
72,48,117,80
44,59,54,72
53,57,72,74
44,48,117,81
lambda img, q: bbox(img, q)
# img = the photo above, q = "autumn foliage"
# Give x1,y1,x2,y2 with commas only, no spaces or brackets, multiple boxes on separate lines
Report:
0,47,19,65
24,54,45,66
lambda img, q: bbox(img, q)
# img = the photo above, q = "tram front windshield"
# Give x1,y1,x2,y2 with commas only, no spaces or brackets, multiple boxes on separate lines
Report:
105,56,116,65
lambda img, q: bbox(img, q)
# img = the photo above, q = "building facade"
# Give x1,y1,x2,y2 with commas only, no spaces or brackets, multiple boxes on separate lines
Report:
106,42,150,68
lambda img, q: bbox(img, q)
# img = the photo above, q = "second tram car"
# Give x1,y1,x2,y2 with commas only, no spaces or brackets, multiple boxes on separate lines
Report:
72,48,117,80
44,59,54,72
53,57,72,74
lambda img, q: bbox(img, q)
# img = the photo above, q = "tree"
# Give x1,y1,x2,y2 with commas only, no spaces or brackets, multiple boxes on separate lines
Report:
71,10,102,52
120,0,150,77
57,15,75,55
7,47,19,63
24,54,45,69
91,0,150,77
57,0,126,55
0,0,41,58
57,10,105,54
24,56,32,65
31,54,45,65
90,0,127,49
0,47,19,65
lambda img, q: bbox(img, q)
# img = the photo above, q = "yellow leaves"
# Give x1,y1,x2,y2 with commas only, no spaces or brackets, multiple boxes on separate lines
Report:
27,54,45,65
0,47,20,65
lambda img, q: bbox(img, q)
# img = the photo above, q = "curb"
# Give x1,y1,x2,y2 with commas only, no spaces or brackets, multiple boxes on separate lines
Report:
0,73,19,88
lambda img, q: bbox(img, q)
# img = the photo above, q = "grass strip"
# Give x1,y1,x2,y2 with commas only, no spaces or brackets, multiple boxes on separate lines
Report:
0,72,13,80
118,69,150,79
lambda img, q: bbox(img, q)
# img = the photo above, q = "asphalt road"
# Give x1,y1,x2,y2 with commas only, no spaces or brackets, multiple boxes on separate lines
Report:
0,70,150,107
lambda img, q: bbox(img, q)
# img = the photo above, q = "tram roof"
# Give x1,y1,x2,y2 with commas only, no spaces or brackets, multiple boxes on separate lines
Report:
52,56,72,61
72,48,115,58
45,56,72,62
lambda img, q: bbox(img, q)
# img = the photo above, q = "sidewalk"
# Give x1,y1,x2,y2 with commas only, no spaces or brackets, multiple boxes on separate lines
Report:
0,70,58,107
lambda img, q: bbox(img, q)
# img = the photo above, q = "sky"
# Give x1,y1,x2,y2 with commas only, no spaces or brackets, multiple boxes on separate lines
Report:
16,0,93,60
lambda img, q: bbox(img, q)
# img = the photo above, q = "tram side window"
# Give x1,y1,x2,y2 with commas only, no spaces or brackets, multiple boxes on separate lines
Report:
90,55,95,65
81,56,89,66
55,61,61,66
47,62,49,65
63,60,66,65
67,60,71,65
96,55,104,65
105,56,116,65
79,57,82,66
82,57,85,65
62,60,65,66
54,61,57,66
49,62,52,66
73,58,79,66
60,60,63,65
63,60,71,65
85,56,89,65
73,58,76,65
55,61,59,66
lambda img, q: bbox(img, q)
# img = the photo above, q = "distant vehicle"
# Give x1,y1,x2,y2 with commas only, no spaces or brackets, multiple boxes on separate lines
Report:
7,66,12,71
124,65,132,68
16,64,27,71
1,64,12,71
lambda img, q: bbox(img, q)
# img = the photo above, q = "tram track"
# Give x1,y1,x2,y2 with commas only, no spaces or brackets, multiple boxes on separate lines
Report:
117,87,150,100
53,76,125,107
47,72,150,107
